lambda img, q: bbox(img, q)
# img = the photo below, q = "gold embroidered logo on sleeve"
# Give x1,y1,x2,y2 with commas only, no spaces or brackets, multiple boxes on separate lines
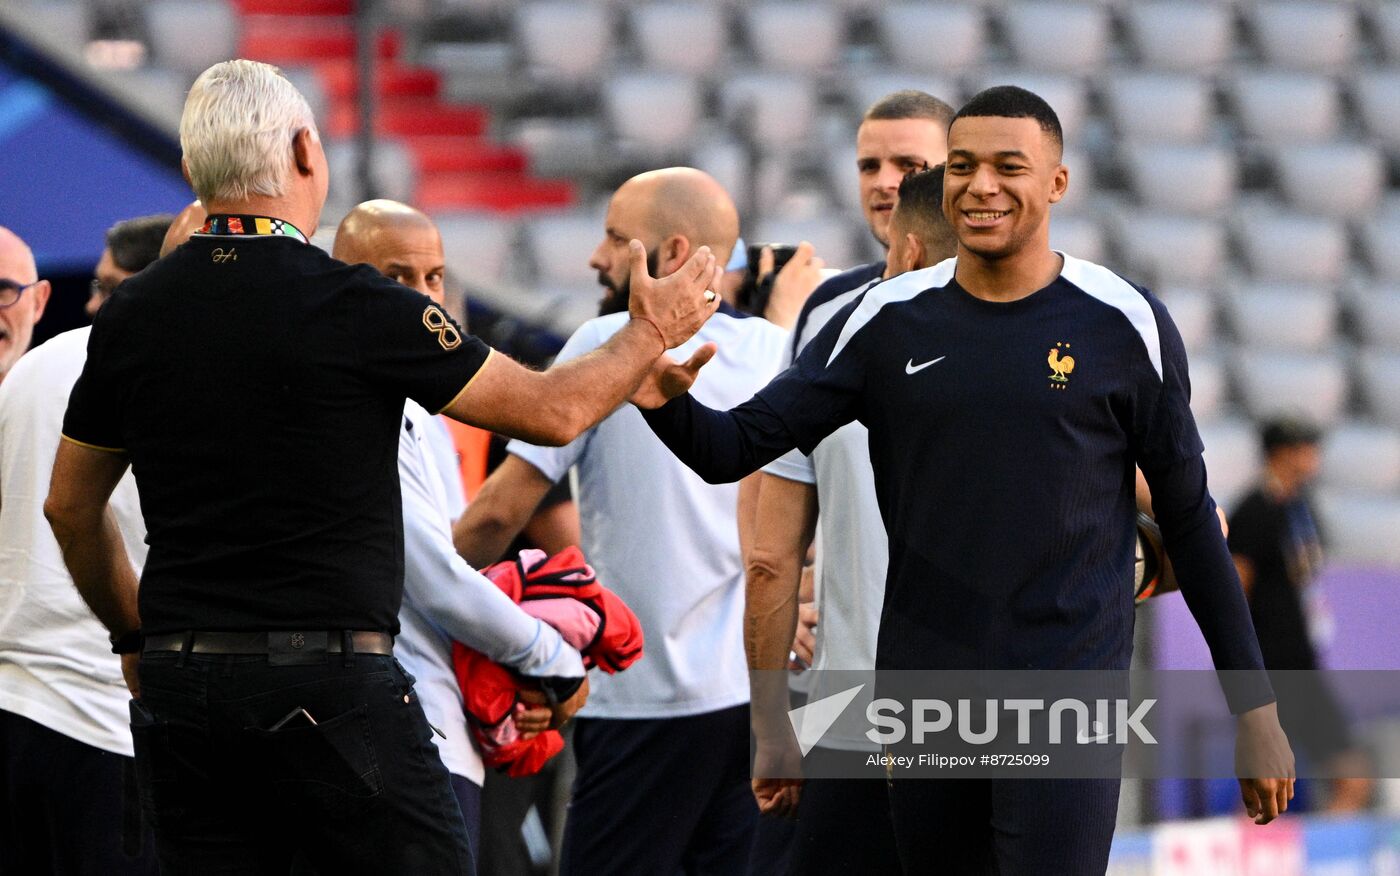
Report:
422,305,462,350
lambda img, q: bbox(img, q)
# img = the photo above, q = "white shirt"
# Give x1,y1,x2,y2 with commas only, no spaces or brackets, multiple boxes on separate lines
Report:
0,328,145,756
763,278,889,750
396,400,585,784
510,310,789,719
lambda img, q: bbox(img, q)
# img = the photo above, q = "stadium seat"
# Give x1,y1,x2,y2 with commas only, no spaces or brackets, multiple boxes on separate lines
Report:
875,3,988,74
1271,143,1386,219
1186,351,1228,422
719,72,818,148
1362,212,1400,283
146,1,238,77
322,139,416,220
1113,214,1227,288
108,67,190,119
1000,2,1112,73
629,3,727,75
1198,418,1260,506
1102,74,1214,143
1352,286,1400,351
965,73,1089,141
1122,143,1236,215
1124,1,1235,73
12,1,87,43
434,212,519,289
515,2,614,84
601,72,703,160
510,118,605,180
535,282,606,337
845,73,962,120
1248,1,1359,73
753,216,858,275
1224,282,1339,353
1233,348,1349,428
1228,72,1341,143
824,144,862,215
692,132,750,215
1358,351,1400,428
1057,147,1095,212
1049,215,1106,265
1315,490,1400,566
1157,286,1218,354
1352,71,1400,150
1372,2,1400,63
1320,423,1400,493
742,3,844,74
523,206,608,287
1235,212,1348,286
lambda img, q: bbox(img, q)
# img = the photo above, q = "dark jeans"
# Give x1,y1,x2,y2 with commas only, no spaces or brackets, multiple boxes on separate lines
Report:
789,774,899,876
562,705,757,876
0,708,157,875
132,650,474,875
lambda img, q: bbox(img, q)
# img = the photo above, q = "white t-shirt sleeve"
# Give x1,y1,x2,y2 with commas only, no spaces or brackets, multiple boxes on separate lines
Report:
761,446,817,485
399,408,584,678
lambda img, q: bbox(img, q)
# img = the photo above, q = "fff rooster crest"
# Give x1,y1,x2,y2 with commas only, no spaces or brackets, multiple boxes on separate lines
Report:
1048,341,1075,389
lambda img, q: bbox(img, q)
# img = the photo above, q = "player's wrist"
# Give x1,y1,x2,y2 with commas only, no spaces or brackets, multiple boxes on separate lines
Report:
629,315,667,353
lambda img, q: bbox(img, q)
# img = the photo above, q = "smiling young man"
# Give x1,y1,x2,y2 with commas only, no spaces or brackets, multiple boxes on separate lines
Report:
631,86,1295,874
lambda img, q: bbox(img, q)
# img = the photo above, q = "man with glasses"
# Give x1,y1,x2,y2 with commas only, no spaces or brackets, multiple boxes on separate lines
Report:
88,215,174,319
0,227,51,384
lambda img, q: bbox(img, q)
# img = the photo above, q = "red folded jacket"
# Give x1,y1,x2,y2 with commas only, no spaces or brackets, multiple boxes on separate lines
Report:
452,546,645,777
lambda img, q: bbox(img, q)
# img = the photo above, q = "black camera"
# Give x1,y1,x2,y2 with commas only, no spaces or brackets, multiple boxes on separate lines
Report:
736,243,798,317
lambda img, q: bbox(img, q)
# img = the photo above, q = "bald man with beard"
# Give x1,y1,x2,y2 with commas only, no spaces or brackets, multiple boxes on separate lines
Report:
332,201,590,864
454,168,790,874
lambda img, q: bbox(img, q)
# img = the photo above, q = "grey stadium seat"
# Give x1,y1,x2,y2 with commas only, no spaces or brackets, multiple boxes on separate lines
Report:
1198,418,1260,507
876,3,988,74
845,73,962,120
146,0,238,77
434,213,519,289
1315,490,1400,567
1320,423,1400,493
1123,143,1236,215
322,139,416,225
1352,71,1400,150
1235,212,1348,286
1248,1,1359,73
1225,282,1339,353
1114,214,1227,288
1102,74,1214,144
1272,143,1386,219
1357,351,1400,428
11,1,88,42
1050,215,1106,266
1056,147,1095,213
743,3,844,73
1124,1,1235,73
602,72,703,160
720,72,818,148
1185,352,1228,423
1352,286,1400,351
1001,2,1112,73
965,73,1089,141
516,2,614,83
1233,348,1349,428
1373,2,1400,63
1362,213,1400,283
524,207,608,288
1229,72,1341,143
629,3,727,75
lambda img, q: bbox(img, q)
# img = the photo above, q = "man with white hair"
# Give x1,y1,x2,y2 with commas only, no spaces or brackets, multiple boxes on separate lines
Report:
0,227,51,383
43,59,719,874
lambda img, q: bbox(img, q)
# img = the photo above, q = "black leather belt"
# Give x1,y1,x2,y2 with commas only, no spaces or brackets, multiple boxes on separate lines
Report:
143,630,393,656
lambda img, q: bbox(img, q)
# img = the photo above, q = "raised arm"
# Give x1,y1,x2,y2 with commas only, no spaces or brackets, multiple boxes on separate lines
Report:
453,454,560,569
442,242,720,446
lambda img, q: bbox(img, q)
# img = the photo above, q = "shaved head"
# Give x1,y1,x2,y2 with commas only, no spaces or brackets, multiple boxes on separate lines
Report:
161,200,208,257
0,226,49,381
333,199,446,304
589,167,737,315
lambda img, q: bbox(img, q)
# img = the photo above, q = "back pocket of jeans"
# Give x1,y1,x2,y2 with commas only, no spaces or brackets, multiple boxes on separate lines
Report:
250,704,384,819
129,699,184,830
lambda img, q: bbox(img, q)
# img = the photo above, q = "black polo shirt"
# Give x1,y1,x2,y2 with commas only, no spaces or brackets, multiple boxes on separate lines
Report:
62,220,492,635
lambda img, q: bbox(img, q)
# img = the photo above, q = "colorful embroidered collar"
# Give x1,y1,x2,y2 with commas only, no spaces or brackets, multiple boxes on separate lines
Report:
195,215,308,244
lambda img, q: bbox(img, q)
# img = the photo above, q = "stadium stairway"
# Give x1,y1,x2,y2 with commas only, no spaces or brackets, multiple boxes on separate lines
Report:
232,0,574,213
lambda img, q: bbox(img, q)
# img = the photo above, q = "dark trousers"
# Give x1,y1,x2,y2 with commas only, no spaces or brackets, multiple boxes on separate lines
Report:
789,775,900,876
132,651,474,875
450,774,482,869
888,778,1120,875
0,708,157,875
562,704,757,875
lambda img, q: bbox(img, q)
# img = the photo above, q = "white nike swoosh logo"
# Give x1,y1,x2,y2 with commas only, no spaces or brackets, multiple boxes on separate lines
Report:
905,356,946,375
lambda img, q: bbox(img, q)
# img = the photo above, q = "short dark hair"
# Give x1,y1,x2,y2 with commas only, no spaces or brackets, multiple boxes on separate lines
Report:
1260,416,1322,455
892,165,957,261
864,89,956,129
952,85,1063,150
106,214,175,273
